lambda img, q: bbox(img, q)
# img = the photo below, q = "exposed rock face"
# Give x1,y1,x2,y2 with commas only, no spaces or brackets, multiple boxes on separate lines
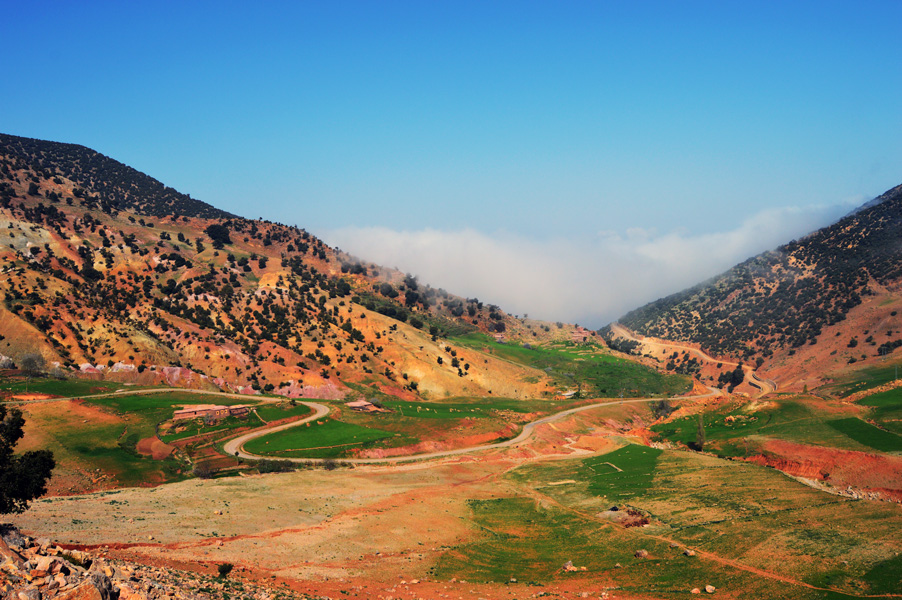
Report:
0,525,288,600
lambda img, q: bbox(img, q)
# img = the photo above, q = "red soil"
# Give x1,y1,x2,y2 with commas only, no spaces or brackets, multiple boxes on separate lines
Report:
136,436,176,460
744,438,902,501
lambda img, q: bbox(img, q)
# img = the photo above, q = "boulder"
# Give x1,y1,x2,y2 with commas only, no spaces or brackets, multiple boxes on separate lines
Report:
56,574,118,600
17,587,41,600
684,549,696,557
56,581,104,600
705,585,716,593
634,549,649,559
0,537,25,570
0,525,27,550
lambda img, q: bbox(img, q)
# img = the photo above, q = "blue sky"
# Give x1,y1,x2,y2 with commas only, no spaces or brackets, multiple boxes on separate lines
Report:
2,1,901,324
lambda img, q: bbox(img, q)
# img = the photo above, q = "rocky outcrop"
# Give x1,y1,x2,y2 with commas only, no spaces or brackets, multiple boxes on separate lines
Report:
0,526,288,600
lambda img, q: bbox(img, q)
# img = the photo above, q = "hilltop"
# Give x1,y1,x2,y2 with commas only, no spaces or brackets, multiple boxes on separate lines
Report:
616,182,902,391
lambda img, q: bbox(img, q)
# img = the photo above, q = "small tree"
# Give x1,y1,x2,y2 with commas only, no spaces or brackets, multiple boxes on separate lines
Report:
694,413,706,451
217,563,233,578
0,405,55,514
192,461,214,479
18,353,46,393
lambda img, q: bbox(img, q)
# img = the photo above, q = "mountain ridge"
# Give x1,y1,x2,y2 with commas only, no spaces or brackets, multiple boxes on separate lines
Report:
617,181,902,389
0,132,681,403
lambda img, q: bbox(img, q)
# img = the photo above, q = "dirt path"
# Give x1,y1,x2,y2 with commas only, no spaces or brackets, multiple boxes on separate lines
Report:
611,323,778,395
225,387,722,465
4,386,276,405
522,485,902,598
9,379,723,466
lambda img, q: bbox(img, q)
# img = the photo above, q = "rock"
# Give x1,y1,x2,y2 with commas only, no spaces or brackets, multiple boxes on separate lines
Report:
634,549,649,558
705,585,716,593
670,542,679,548
614,563,622,568
691,588,700,594
17,587,41,600
0,526,26,550
56,580,104,600
684,549,696,557
0,537,25,570
562,560,578,572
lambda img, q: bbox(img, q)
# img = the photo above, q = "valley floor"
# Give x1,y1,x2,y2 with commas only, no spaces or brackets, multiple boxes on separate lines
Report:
11,397,902,600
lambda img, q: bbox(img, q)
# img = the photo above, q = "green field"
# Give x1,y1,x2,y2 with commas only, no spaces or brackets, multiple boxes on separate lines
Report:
859,388,902,435
827,418,902,453
164,403,314,442
818,363,902,398
21,392,270,486
451,332,691,398
87,392,257,439
1,376,131,397
582,444,662,500
383,397,566,419
651,400,877,455
490,447,902,598
244,418,412,458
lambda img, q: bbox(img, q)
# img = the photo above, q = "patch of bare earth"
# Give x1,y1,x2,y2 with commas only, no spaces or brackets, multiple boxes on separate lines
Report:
136,436,176,460
744,438,902,501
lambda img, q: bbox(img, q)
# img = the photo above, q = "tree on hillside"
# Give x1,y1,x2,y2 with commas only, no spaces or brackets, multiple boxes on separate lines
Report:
693,413,706,451
204,223,232,249
0,405,55,514
18,353,45,393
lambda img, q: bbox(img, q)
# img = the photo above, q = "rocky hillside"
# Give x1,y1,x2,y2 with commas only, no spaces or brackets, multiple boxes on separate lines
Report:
0,134,233,220
0,133,603,401
0,524,298,600
618,183,902,381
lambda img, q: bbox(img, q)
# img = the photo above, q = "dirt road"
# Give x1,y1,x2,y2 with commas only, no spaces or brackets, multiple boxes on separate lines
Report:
225,386,722,465
610,323,777,395
5,386,275,405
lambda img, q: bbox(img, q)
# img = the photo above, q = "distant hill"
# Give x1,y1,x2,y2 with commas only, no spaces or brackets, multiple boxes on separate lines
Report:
617,182,902,386
0,133,678,401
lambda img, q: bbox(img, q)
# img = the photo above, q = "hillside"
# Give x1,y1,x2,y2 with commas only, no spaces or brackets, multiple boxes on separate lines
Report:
617,182,902,389
0,133,681,402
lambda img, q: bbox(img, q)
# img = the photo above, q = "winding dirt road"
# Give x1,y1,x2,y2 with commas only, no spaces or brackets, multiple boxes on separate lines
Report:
9,378,723,465
224,386,722,465
610,323,777,395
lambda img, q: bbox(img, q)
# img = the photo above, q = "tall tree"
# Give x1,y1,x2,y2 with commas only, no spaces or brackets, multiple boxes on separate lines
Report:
0,405,55,514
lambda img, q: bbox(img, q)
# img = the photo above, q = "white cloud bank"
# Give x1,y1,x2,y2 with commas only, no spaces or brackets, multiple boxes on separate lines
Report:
322,202,856,328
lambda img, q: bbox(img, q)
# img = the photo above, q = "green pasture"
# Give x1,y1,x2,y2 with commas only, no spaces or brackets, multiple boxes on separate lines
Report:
254,403,313,422
159,401,312,443
1,376,128,397
827,418,902,453
243,418,413,458
652,400,877,454
818,362,902,398
451,332,691,398
493,446,902,597
383,397,567,419
582,444,662,500
859,388,902,435
22,403,185,488
87,392,258,439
